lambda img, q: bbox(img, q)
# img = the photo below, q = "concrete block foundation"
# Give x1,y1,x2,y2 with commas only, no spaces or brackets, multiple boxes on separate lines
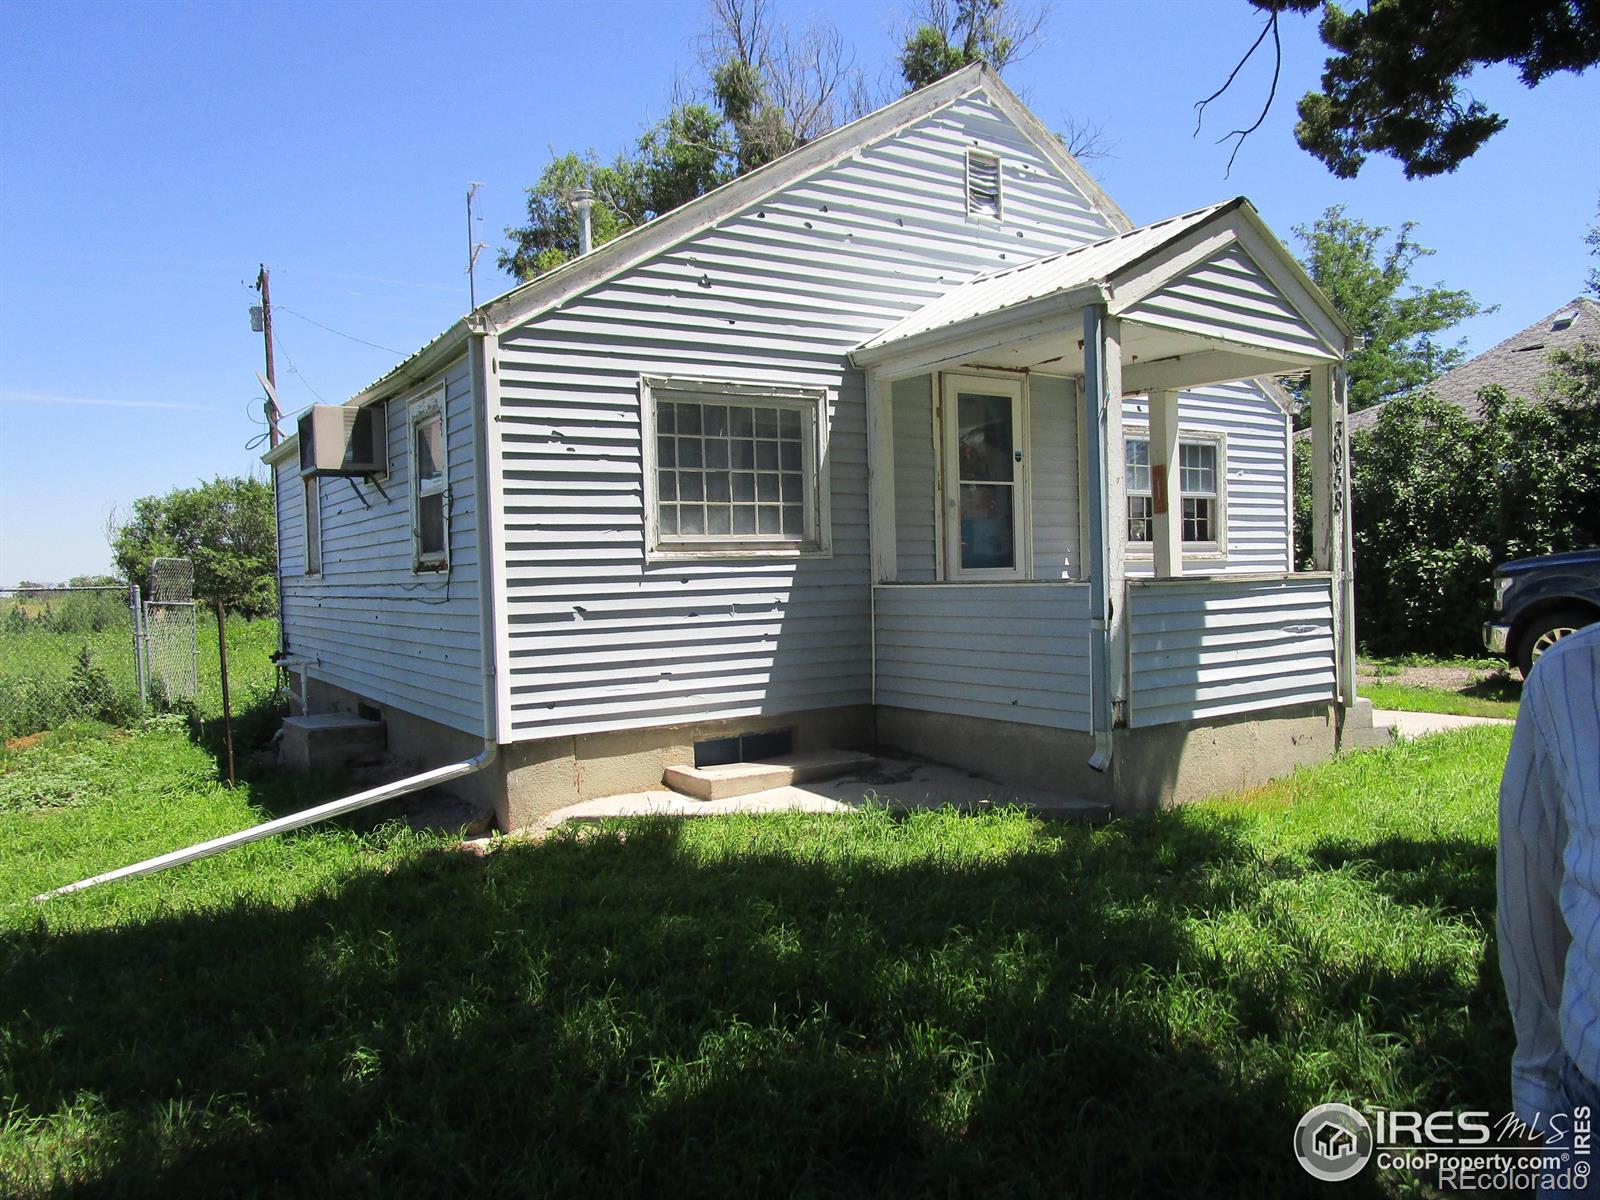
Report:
287,671,1340,829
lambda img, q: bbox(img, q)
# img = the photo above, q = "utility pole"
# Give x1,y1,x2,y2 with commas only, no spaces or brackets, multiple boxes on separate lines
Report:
255,264,280,447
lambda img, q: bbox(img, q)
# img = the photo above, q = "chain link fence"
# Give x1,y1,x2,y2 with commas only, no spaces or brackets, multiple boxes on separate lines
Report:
0,584,142,739
144,557,198,704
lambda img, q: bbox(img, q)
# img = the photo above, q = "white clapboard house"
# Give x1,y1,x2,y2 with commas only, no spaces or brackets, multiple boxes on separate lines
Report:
263,64,1369,828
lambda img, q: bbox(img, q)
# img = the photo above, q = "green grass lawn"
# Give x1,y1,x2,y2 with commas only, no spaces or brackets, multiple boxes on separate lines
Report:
1361,681,1521,720
0,719,1513,1198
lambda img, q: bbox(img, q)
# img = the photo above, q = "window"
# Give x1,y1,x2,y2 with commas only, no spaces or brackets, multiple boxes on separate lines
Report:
1179,441,1219,543
644,379,828,558
943,374,1026,578
1124,433,1225,550
411,395,448,572
303,477,321,575
965,150,1001,218
1125,437,1153,543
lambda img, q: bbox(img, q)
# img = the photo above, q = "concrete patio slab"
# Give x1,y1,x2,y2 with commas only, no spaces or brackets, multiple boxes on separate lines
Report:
545,754,1110,827
1374,709,1515,740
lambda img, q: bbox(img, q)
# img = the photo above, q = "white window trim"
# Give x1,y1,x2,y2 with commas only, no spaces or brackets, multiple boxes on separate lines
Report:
1122,421,1229,561
410,386,449,574
640,376,833,563
965,149,1003,220
940,371,1031,581
303,475,321,577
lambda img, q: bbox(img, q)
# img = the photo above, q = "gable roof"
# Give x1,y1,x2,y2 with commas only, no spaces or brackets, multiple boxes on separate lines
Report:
347,63,1130,412
1346,296,1600,434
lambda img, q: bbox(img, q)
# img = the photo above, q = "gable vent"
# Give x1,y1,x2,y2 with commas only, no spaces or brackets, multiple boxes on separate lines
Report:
966,150,1002,218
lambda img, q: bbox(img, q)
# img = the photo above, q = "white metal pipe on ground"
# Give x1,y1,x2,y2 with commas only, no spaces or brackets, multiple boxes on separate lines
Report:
32,745,496,902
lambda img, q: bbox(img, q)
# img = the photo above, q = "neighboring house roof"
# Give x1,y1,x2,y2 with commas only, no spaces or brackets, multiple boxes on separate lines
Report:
853,195,1352,360
1347,296,1600,434
342,62,1130,415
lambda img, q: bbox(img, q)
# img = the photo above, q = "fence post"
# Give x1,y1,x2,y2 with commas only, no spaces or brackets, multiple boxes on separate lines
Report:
216,601,235,788
129,583,147,709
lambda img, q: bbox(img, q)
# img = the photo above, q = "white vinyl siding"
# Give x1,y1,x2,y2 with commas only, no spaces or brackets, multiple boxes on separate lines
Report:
1122,383,1290,574
1126,576,1336,727
1123,243,1332,361
1027,374,1079,579
874,583,1092,731
491,90,1120,741
890,375,937,582
273,355,484,736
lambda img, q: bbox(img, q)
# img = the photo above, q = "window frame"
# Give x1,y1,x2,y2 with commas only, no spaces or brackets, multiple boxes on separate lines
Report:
640,376,832,562
940,371,1030,581
1121,422,1228,560
303,475,321,576
409,387,450,574
965,149,1003,220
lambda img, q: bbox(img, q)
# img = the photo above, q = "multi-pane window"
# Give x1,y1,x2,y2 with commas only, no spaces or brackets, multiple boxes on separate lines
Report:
412,404,448,571
1124,435,1223,548
1125,436,1153,543
303,477,321,575
1179,441,1218,543
653,397,815,548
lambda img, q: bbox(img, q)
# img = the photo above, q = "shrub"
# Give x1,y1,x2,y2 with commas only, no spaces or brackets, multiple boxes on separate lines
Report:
1299,343,1600,656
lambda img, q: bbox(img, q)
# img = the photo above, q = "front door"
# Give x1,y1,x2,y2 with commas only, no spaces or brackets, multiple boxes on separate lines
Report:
941,373,1026,579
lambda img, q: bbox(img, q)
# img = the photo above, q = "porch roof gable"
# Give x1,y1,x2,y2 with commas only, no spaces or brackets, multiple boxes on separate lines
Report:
852,196,1353,371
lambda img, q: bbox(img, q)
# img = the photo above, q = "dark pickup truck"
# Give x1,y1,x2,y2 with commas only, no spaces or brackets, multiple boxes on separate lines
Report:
1483,548,1600,677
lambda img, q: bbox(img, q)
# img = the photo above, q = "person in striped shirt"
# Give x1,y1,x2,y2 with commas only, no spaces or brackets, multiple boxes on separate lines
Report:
1498,619,1600,1196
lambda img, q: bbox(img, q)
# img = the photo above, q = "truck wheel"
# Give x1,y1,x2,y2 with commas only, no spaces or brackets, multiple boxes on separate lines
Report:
1516,607,1594,679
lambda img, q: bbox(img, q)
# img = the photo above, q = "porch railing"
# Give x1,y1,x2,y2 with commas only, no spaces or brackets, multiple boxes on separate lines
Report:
1124,573,1336,729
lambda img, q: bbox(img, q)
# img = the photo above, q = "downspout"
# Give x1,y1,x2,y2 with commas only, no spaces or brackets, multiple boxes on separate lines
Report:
35,321,506,903
1081,304,1114,772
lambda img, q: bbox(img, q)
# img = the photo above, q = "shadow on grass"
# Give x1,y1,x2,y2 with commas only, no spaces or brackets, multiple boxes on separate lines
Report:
0,811,1506,1198
1461,671,1522,703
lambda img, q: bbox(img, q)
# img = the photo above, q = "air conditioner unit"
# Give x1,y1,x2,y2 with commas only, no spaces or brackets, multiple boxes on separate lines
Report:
298,405,383,476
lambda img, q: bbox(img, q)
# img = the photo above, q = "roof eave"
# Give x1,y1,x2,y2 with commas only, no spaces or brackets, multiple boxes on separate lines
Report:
262,432,299,467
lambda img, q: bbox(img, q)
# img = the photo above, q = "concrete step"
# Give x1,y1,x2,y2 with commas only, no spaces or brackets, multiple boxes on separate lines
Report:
1339,697,1395,751
280,713,386,772
663,749,877,801
1341,725,1396,751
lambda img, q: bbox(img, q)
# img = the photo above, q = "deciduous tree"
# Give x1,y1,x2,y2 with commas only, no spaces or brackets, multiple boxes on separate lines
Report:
109,476,277,617
1294,206,1486,413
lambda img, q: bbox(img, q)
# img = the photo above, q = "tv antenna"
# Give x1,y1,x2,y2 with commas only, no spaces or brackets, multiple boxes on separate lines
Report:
466,182,487,310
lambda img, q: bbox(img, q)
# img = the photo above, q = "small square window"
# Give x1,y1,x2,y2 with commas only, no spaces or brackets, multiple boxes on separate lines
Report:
646,383,826,558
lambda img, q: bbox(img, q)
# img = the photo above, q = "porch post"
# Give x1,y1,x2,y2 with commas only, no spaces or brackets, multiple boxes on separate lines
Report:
1309,363,1355,705
1148,388,1182,578
1081,304,1125,768
865,369,896,584
1335,366,1356,704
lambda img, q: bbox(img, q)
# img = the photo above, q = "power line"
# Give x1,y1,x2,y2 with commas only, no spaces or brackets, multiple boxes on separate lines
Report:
270,329,327,405
274,306,406,356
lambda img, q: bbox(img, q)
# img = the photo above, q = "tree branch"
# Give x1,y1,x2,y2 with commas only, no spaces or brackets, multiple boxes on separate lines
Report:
1214,9,1281,176
1193,7,1278,142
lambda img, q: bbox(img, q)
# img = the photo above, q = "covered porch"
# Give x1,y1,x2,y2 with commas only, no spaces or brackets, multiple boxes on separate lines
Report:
851,198,1360,807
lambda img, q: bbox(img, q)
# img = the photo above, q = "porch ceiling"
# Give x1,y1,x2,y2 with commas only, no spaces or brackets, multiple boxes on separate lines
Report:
851,196,1352,389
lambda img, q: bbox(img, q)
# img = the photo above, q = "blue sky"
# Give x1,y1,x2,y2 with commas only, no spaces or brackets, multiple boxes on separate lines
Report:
2,0,1595,583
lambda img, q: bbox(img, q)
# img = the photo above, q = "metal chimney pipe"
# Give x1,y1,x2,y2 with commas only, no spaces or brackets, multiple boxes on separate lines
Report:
573,185,594,256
